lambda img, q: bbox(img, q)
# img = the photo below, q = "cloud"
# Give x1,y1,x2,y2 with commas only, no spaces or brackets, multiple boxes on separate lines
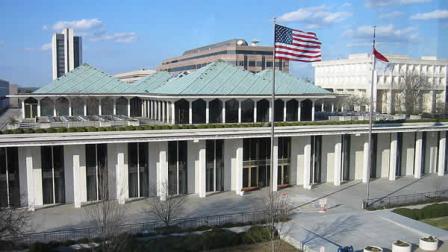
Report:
344,24,418,44
411,9,448,20
277,5,352,29
51,18,103,31
90,32,137,43
40,42,52,51
44,18,137,44
366,0,431,7
379,11,404,19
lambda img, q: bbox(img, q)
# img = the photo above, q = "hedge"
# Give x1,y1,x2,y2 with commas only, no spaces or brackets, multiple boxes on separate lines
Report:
393,203,448,220
3,118,448,135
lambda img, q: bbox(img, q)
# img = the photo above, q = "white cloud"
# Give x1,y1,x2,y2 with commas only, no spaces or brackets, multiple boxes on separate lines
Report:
411,9,448,20
51,18,103,31
40,42,52,51
277,5,352,29
366,0,431,7
344,24,418,43
90,32,137,43
379,11,404,19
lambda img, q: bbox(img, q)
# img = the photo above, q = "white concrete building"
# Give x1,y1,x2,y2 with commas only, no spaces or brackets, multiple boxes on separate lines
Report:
114,69,156,83
52,28,82,80
313,54,448,113
3,62,447,209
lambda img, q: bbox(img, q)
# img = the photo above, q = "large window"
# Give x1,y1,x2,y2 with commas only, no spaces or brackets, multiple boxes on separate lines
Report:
311,136,322,184
168,141,188,195
128,143,149,198
206,140,224,192
243,138,271,189
0,148,19,207
341,135,351,181
86,144,108,201
277,137,290,186
41,146,65,205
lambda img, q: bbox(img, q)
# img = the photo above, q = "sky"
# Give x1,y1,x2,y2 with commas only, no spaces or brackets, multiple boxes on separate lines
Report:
0,0,447,87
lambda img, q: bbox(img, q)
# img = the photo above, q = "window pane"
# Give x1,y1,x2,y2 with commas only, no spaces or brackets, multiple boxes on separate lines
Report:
53,146,65,203
41,146,54,204
139,143,149,197
128,143,138,198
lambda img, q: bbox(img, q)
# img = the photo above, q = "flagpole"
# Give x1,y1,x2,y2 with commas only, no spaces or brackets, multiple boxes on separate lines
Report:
270,17,276,193
366,26,376,208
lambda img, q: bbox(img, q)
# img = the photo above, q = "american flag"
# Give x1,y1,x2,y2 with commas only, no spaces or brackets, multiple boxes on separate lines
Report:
274,24,321,62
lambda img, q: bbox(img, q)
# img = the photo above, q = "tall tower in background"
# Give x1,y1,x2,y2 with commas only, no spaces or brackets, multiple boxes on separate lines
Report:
51,28,82,80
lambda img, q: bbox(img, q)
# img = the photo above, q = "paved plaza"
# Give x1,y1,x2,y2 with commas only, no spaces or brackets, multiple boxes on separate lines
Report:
27,174,448,251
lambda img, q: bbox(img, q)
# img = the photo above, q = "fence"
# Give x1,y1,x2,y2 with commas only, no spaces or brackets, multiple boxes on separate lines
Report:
9,210,269,244
363,190,448,209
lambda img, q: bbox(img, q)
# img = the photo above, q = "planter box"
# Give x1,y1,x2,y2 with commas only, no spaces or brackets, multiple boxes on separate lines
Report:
364,245,383,252
392,240,411,252
419,237,438,251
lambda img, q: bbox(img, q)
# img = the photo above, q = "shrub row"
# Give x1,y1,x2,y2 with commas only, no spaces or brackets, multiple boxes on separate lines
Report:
3,118,448,135
393,203,448,220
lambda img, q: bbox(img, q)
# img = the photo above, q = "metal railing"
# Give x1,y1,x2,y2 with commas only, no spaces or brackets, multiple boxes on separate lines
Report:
363,190,448,209
8,210,270,244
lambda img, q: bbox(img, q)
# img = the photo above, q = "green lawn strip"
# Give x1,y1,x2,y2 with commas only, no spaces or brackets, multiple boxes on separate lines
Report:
421,216,448,231
393,203,448,220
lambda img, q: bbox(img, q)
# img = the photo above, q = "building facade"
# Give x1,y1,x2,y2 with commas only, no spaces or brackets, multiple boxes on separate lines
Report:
313,54,448,113
4,62,447,210
52,28,82,80
0,79,10,110
157,39,289,74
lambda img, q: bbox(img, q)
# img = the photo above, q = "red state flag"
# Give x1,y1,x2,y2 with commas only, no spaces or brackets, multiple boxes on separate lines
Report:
373,48,389,62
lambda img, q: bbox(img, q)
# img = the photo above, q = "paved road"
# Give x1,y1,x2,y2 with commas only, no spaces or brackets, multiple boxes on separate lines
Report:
27,174,448,251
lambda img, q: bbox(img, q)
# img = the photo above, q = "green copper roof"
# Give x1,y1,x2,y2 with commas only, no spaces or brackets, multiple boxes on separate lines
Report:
34,62,332,96
152,61,331,96
35,64,126,94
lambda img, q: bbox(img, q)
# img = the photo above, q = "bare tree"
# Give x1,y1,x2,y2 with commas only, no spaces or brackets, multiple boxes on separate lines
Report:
0,206,29,240
84,168,128,251
397,70,433,115
147,182,185,227
335,94,369,112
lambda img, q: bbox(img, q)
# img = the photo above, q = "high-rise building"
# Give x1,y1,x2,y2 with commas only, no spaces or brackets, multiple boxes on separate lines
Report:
52,28,82,80
157,39,289,74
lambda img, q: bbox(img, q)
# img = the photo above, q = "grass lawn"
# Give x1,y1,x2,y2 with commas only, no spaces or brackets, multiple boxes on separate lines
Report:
210,240,298,252
421,216,448,230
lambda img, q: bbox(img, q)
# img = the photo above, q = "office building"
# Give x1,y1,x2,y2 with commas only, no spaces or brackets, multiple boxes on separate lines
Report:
52,28,82,80
0,79,10,110
157,39,289,74
313,54,448,113
3,62,446,209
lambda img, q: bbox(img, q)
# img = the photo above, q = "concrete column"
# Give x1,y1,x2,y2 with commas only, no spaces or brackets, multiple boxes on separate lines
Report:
331,103,335,112
196,141,206,198
18,146,42,210
21,99,25,119
222,100,226,123
98,98,102,116
333,138,342,186
235,140,244,195
154,101,158,120
83,99,87,116
113,98,117,115
68,99,72,116
189,100,193,124
272,137,279,191
161,101,166,122
37,98,41,117
414,132,423,179
362,140,370,183
311,100,315,121
253,100,257,123
171,102,176,124
269,100,272,122
205,100,210,124
438,131,446,176
127,98,131,117
108,143,128,204
237,100,242,123
64,145,86,208
283,100,287,122
298,100,301,121
321,103,324,112
53,99,57,117
157,142,169,201
389,133,398,181
303,137,312,189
